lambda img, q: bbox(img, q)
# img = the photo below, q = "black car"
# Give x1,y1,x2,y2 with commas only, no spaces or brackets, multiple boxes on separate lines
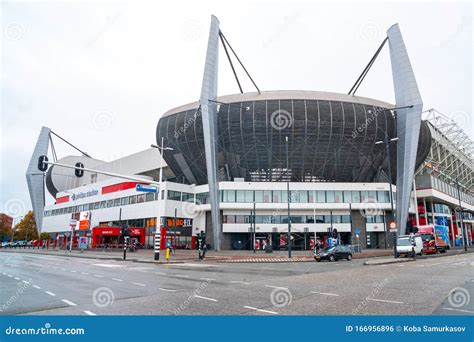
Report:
314,245,352,262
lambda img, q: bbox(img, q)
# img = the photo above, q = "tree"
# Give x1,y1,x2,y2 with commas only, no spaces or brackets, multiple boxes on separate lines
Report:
0,221,12,242
39,232,51,241
13,211,38,241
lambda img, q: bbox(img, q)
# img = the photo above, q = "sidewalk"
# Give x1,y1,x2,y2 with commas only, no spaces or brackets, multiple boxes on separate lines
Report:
0,247,396,263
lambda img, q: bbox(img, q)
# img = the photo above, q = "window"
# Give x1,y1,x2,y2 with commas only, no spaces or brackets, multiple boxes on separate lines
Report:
121,197,129,206
316,191,326,203
343,191,351,203
263,190,272,203
315,215,325,223
255,191,264,203
334,191,343,203
332,215,342,223
245,190,254,202
290,216,304,223
137,194,145,203
224,215,235,223
235,215,245,223
167,191,181,201
360,191,368,202
341,215,351,223
129,195,137,204
113,198,121,207
88,203,94,210
67,206,73,213
197,192,209,204
146,193,155,202
306,216,315,223
368,191,377,201
236,191,246,203
272,190,281,203
308,191,315,203
94,202,100,210
222,190,235,202
377,191,390,203
100,201,106,209
324,215,332,223
282,190,288,203
366,215,384,223
182,192,193,202
352,191,360,203
298,191,308,203
326,191,335,203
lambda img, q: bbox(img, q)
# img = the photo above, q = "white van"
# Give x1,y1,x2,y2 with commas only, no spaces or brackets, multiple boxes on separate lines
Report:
396,235,423,258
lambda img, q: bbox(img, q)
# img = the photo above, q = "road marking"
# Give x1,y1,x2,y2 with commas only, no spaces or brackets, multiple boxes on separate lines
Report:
158,288,176,292
70,270,77,273
94,275,104,278
81,272,89,275
112,278,123,282
310,291,339,296
230,281,250,285
193,295,218,302
132,282,146,287
367,298,403,304
175,274,190,278
395,264,405,267
443,307,474,313
155,272,167,275
425,262,442,267
415,264,425,267
200,277,216,281
7,275,12,277
92,264,125,268
243,306,278,315
14,277,20,280
84,310,97,316
61,299,77,306
32,285,41,289
45,291,56,296
22,280,29,284
60,268,66,271
265,285,288,290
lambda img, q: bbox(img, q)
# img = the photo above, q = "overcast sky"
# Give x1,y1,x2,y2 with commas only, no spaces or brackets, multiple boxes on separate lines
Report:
1,0,472,221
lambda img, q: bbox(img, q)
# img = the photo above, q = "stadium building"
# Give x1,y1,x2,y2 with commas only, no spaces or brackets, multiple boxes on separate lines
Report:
26,17,474,251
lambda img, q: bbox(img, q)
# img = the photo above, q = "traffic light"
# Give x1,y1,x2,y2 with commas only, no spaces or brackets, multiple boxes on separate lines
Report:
122,228,131,237
74,162,84,177
37,155,48,172
332,228,338,238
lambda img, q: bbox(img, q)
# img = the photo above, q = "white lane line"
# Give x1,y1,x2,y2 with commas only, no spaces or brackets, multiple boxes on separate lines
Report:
193,295,218,302
131,282,146,287
70,270,77,273
112,278,123,282
94,275,104,278
45,291,56,296
14,277,20,280
158,288,176,292
22,280,29,284
32,285,41,289
61,299,77,306
155,272,167,275
443,307,474,313
367,298,404,304
175,274,190,278
395,264,405,267
265,285,288,290
81,272,89,275
200,277,216,281
310,291,339,297
243,306,278,315
415,264,425,267
7,275,12,277
1,272,6,275
84,310,97,316
425,262,442,267
230,281,250,285
60,268,67,271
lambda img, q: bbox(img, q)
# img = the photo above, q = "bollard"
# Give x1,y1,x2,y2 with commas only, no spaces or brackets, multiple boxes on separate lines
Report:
166,247,170,262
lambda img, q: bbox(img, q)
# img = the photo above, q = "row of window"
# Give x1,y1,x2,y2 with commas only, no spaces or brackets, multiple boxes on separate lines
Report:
45,192,159,217
220,190,390,204
223,214,354,224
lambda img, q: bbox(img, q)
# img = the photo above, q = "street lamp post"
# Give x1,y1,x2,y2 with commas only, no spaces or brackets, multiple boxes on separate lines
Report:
151,138,174,261
453,179,468,252
285,136,291,258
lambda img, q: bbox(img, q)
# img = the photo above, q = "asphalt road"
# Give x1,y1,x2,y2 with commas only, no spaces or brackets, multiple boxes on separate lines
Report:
0,251,472,316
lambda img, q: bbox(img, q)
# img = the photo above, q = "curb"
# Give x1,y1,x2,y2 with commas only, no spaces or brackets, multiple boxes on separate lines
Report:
364,258,416,265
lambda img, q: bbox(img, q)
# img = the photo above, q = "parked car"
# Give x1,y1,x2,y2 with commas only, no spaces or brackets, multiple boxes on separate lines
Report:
1,242,9,248
396,235,423,258
314,245,353,262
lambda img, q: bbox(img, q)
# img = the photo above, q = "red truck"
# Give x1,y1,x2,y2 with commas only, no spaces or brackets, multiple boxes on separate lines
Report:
417,226,448,254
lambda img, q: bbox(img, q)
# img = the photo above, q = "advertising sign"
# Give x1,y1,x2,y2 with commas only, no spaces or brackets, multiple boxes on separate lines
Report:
78,236,88,249
79,211,90,230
